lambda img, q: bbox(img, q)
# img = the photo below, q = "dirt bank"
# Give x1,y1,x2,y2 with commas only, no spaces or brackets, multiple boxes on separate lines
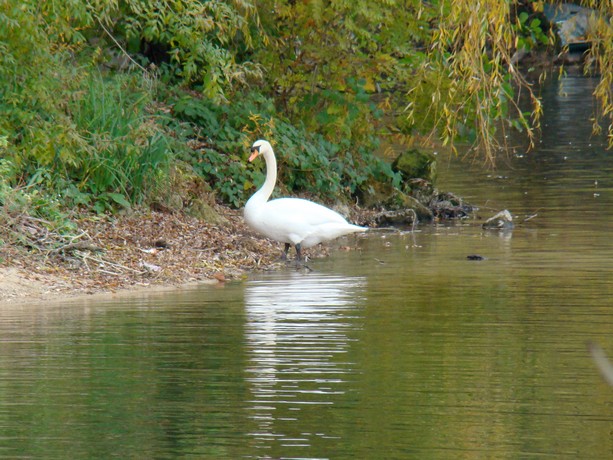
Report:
0,206,356,305
0,208,276,304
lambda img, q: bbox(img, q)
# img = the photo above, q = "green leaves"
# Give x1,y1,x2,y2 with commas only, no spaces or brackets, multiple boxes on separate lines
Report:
402,0,545,161
255,0,421,139
115,0,263,100
0,3,174,215
71,75,174,211
516,11,550,51
170,91,396,208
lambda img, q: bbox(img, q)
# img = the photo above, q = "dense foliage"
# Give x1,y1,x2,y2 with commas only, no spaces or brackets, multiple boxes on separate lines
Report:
0,0,611,229
251,0,612,159
170,91,399,207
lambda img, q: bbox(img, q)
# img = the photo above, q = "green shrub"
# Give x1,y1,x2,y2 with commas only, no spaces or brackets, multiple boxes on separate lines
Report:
2,64,173,213
515,11,550,52
171,91,399,208
100,0,263,100
67,73,172,212
0,2,172,213
0,159,77,243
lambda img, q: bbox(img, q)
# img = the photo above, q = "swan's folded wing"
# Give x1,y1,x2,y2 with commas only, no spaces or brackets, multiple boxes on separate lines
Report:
266,198,348,225
301,222,367,248
247,197,365,247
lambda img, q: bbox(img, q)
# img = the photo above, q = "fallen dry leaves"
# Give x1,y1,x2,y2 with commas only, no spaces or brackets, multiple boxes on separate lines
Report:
0,206,315,298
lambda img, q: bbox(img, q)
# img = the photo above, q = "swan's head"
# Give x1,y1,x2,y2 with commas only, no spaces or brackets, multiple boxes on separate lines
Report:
249,139,272,162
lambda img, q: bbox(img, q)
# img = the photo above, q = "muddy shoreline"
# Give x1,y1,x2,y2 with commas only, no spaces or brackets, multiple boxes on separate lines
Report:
0,206,363,305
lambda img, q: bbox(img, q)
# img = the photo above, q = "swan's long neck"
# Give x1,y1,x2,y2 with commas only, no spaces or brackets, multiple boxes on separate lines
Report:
249,148,277,205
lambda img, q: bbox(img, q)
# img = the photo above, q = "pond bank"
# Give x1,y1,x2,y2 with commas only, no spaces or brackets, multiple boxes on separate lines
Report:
0,185,473,306
0,206,366,305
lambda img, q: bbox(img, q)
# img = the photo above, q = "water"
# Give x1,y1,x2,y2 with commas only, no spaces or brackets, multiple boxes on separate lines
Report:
1,74,612,459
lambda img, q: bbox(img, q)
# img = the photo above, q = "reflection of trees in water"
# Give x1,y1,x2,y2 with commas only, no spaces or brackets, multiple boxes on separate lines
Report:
541,74,602,145
244,272,365,450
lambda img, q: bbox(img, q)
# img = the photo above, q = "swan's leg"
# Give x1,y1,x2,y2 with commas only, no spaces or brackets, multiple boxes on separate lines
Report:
294,244,312,271
280,243,291,261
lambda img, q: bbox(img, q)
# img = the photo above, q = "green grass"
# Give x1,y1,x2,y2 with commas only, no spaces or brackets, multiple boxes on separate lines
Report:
66,73,172,212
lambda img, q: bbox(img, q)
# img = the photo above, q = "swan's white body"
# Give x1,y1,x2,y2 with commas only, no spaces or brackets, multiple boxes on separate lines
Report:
244,140,366,260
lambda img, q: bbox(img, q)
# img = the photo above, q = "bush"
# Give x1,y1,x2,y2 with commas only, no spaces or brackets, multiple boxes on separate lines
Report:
170,91,399,208
65,73,172,212
0,158,77,249
100,0,263,100
0,2,173,213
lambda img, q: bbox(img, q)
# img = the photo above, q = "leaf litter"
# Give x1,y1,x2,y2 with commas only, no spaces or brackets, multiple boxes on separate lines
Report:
0,206,326,300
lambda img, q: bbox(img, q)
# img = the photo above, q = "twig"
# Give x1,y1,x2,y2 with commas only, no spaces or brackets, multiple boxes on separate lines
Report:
75,250,145,275
97,18,149,74
53,241,103,254
98,268,123,276
522,213,539,222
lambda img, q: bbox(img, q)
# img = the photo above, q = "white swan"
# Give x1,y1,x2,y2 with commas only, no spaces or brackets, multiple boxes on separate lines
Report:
244,140,367,262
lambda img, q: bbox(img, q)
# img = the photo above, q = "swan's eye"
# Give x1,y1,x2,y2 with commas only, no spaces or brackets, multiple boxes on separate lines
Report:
251,146,260,153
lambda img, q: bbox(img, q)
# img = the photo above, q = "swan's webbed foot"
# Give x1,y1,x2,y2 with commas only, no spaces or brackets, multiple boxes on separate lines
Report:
293,258,313,272
278,243,313,270
293,243,313,271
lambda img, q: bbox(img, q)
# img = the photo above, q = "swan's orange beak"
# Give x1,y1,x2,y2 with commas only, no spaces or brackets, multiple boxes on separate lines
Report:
249,146,260,162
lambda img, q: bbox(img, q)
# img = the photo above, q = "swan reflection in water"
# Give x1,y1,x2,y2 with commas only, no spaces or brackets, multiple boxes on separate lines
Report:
244,271,365,450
